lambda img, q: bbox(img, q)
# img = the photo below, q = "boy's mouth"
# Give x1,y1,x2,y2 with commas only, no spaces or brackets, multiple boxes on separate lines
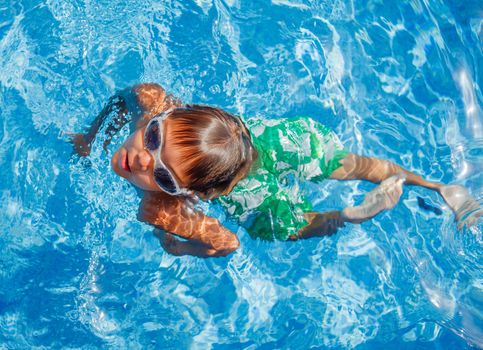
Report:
121,152,131,173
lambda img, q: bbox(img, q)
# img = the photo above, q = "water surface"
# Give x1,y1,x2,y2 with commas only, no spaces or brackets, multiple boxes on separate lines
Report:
0,0,482,348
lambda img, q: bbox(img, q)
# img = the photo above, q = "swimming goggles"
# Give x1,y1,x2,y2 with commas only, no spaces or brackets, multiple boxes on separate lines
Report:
144,111,191,196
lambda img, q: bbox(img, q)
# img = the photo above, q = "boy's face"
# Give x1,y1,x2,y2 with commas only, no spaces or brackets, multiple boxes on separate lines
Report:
111,119,189,193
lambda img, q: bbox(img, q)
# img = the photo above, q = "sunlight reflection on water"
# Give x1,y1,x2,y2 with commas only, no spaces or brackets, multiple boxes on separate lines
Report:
0,0,481,348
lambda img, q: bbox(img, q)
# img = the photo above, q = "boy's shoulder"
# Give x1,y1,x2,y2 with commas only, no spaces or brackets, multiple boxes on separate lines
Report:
243,115,314,139
132,83,181,118
132,83,167,113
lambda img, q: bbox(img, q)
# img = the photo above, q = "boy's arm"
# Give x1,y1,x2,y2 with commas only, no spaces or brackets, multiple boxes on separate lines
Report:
71,83,180,156
139,192,240,257
70,95,129,156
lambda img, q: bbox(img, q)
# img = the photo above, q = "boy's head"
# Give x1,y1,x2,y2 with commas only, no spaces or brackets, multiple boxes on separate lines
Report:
111,104,258,199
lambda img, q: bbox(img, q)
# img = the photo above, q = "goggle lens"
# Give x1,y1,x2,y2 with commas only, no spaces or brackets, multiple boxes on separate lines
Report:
144,119,161,151
153,167,178,194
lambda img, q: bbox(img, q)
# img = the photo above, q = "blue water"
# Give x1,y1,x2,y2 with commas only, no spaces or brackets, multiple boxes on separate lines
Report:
0,0,482,348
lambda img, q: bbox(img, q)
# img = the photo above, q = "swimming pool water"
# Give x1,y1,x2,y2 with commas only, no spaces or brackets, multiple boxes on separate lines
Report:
0,0,482,348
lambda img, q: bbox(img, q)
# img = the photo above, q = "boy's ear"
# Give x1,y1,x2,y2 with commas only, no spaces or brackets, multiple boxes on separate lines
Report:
204,188,223,200
207,188,218,200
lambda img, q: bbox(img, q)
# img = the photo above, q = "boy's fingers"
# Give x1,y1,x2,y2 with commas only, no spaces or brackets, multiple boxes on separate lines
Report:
103,143,110,154
62,131,75,138
303,212,318,222
64,132,82,142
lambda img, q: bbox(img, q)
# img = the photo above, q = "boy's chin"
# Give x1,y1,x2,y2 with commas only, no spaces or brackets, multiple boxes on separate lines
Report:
110,152,122,176
111,152,132,180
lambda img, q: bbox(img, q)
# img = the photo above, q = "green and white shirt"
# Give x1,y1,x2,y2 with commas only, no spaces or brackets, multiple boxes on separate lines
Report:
216,116,348,241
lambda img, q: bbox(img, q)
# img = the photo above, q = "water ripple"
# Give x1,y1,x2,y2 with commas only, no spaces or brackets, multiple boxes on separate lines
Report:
0,0,481,348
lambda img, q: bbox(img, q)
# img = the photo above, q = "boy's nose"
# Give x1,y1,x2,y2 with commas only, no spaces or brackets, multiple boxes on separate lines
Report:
135,151,152,171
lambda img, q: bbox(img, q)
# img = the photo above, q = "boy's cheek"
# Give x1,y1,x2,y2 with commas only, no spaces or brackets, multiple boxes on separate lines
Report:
125,128,144,148
131,176,159,192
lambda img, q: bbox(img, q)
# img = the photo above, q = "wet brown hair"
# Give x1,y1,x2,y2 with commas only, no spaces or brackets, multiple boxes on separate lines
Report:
167,104,258,199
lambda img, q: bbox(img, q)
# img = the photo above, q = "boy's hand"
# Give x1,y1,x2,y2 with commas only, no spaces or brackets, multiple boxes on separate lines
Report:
67,133,92,157
290,211,345,240
153,229,181,256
